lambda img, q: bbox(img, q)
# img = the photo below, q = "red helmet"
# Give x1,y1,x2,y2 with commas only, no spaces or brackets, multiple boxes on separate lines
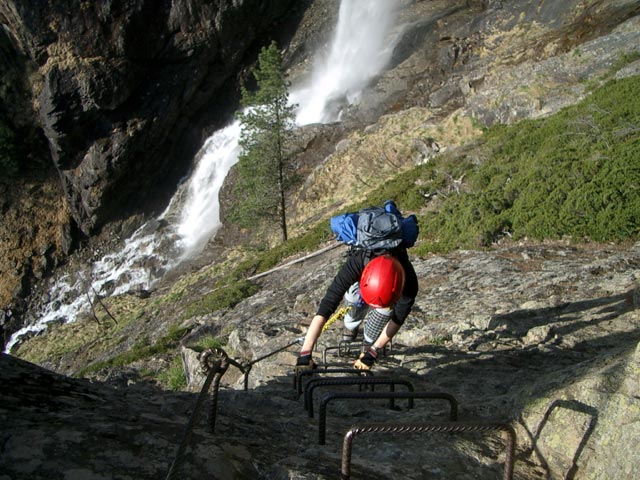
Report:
360,255,405,308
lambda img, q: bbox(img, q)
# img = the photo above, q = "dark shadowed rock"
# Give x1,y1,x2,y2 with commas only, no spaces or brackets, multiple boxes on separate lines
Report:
1,0,298,236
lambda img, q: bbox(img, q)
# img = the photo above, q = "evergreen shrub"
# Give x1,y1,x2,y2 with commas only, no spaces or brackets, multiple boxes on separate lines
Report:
413,75,640,254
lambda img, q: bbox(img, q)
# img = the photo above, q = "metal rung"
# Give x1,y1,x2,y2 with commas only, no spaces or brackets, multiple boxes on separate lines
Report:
341,421,517,480
318,391,458,445
294,368,374,395
304,377,415,418
322,340,392,364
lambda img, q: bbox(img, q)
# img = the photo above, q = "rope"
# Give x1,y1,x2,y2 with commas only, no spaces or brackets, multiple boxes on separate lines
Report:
322,306,349,332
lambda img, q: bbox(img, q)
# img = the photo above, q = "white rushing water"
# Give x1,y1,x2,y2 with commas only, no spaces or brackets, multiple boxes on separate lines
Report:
5,0,401,352
291,0,401,125
175,121,243,255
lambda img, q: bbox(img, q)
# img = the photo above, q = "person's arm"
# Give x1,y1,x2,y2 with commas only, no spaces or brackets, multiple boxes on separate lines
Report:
372,318,401,351
298,252,364,359
299,314,327,353
353,318,401,370
391,253,419,324
316,252,364,319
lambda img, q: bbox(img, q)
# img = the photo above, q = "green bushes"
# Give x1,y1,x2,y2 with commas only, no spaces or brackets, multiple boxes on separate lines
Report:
182,279,260,319
414,75,640,253
158,356,187,391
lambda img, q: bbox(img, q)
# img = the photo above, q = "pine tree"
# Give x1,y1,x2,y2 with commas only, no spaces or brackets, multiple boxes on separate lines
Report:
232,41,296,242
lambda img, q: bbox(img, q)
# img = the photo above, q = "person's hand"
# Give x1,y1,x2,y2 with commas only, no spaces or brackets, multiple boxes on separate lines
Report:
353,350,376,370
294,352,316,374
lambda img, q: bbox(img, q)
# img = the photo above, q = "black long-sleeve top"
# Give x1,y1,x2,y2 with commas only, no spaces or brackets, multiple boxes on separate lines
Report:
316,248,419,325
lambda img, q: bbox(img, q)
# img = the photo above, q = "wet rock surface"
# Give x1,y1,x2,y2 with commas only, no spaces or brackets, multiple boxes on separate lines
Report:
3,240,638,479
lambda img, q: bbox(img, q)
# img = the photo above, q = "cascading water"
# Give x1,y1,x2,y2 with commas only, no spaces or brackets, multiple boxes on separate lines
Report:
175,122,242,255
5,0,401,353
291,0,401,125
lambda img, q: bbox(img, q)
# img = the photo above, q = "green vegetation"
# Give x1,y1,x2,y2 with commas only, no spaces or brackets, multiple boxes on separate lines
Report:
18,72,639,387
182,278,260,320
226,75,639,266
231,41,297,242
190,334,225,353
412,75,640,253
16,294,149,366
429,335,451,346
79,324,189,376
158,356,187,391
249,220,334,272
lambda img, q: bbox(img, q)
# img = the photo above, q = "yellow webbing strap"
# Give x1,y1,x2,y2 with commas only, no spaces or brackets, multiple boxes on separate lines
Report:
322,306,348,332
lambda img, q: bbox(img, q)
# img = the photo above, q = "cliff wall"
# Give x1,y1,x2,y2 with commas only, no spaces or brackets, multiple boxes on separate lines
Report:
0,0,298,314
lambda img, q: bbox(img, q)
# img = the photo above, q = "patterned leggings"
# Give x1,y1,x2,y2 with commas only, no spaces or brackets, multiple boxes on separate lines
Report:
342,283,393,343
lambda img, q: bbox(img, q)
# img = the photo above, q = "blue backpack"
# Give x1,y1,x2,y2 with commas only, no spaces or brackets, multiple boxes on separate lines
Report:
330,200,419,251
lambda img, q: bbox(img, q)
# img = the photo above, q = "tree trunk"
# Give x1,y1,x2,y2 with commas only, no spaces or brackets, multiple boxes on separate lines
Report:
276,106,288,242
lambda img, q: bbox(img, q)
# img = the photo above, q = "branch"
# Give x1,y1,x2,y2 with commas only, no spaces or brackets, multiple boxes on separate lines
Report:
354,173,372,187
91,285,119,325
247,243,344,281
82,278,101,326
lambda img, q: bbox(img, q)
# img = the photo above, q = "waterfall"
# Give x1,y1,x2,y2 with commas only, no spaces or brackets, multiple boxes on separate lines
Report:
292,0,401,125
175,122,242,255
5,0,401,353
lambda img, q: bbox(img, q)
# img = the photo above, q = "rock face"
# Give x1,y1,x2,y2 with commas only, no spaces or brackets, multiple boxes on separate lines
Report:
2,241,639,479
0,178,72,347
0,0,299,328
2,1,640,477
0,353,261,479
1,0,297,236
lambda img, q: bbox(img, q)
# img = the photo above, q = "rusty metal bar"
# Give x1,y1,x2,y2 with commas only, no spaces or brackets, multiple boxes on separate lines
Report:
341,421,517,480
329,340,361,361
295,368,374,395
166,348,230,480
318,391,458,445
322,339,392,364
199,348,231,433
305,377,415,418
322,344,351,363
208,365,229,432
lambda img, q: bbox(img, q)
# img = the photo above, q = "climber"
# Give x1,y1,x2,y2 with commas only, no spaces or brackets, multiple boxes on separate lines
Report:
295,249,419,371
